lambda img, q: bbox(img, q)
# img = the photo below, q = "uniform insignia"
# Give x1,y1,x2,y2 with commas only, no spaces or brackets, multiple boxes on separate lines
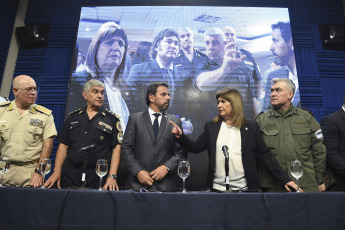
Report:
102,112,106,116
30,118,43,128
315,129,323,139
105,109,120,118
116,121,122,132
68,109,82,115
100,136,104,140
70,121,79,125
35,105,52,115
0,101,10,107
117,132,123,144
98,121,112,131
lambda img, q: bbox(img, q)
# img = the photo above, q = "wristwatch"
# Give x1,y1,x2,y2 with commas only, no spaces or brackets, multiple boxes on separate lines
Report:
108,174,117,180
34,168,41,174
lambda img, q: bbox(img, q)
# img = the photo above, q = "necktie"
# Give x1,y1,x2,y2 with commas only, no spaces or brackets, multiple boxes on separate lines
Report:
153,113,161,140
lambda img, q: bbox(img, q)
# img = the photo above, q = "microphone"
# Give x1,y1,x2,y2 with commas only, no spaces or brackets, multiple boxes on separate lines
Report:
222,145,229,159
222,145,230,191
80,144,95,183
79,144,95,152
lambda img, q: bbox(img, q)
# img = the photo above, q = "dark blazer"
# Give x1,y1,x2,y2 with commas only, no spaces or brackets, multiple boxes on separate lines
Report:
321,108,345,190
177,119,290,191
121,110,186,192
126,59,188,114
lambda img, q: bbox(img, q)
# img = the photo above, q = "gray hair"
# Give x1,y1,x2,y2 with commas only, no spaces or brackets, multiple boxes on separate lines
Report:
83,79,104,92
204,28,226,42
271,78,295,96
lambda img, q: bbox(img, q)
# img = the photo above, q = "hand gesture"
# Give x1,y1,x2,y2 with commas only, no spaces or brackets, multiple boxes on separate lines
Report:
170,120,182,138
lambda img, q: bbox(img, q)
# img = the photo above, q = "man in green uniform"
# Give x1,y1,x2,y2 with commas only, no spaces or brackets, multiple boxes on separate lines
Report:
255,78,326,192
0,75,57,187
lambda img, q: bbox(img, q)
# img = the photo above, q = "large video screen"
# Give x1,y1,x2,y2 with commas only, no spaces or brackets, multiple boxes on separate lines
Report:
67,6,299,137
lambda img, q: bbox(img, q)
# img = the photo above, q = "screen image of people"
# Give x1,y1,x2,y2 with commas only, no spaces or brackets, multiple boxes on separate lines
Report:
67,6,299,139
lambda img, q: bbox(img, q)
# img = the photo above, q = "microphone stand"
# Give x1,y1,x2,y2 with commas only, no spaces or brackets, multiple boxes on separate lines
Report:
224,156,230,191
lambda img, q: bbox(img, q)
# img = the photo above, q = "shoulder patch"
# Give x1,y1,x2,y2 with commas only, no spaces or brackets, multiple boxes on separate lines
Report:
302,107,314,116
117,131,123,144
35,105,52,115
68,109,82,115
105,108,120,118
0,101,10,107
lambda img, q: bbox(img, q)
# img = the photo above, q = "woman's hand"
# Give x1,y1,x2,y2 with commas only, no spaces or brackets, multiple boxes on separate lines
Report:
169,120,182,138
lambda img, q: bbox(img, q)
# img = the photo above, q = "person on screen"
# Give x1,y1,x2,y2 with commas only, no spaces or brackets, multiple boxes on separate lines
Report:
70,22,130,133
169,87,298,192
45,79,122,190
0,75,57,187
121,82,186,192
127,29,187,113
173,27,209,81
223,26,261,100
320,96,345,191
132,41,153,65
195,28,256,119
262,21,300,111
255,78,326,192
76,50,85,72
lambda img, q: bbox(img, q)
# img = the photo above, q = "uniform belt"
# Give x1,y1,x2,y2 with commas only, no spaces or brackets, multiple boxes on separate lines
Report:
11,159,39,166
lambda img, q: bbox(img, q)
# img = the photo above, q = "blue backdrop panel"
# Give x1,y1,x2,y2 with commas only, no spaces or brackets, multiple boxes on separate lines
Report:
0,0,19,85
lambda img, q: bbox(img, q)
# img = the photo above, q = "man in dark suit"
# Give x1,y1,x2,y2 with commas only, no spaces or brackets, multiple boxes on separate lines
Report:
122,82,186,192
321,96,345,191
127,29,188,115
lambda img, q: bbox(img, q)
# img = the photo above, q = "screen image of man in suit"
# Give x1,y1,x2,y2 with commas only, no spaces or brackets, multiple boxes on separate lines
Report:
122,82,186,192
321,96,345,191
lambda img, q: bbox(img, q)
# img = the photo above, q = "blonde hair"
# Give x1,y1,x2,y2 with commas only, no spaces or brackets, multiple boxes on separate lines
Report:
213,88,244,128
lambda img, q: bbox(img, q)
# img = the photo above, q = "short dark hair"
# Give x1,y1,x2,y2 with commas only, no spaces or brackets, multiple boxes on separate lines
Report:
271,21,292,43
151,29,179,58
145,82,169,106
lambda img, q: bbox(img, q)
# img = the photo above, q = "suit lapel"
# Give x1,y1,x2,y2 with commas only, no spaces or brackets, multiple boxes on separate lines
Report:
156,113,168,143
142,111,155,141
240,121,249,160
210,121,222,169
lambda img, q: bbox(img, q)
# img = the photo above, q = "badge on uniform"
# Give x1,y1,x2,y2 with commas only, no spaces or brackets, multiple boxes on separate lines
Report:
117,132,123,144
315,129,323,139
116,121,122,132
98,121,112,131
30,118,43,128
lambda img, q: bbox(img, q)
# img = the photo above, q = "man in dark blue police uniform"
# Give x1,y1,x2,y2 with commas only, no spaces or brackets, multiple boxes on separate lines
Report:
173,27,209,83
45,79,122,190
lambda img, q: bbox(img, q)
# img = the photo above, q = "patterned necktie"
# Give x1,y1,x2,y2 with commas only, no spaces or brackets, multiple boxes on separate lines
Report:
153,113,161,140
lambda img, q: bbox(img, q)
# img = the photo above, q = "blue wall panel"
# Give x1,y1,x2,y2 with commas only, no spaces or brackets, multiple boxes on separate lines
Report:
0,0,19,85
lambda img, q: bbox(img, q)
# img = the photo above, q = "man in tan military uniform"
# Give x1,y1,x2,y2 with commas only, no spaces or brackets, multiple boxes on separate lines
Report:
255,78,326,192
0,75,57,187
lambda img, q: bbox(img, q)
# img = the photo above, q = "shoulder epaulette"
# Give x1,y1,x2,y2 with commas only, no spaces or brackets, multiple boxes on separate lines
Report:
35,105,52,115
302,107,314,116
105,108,120,118
254,111,264,120
0,101,10,107
68,109,82,115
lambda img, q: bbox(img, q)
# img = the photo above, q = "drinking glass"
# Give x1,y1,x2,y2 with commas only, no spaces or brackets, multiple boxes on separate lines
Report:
178,161,190,193
290,160,303,192
95,159,108,190
0,157,10,187
39,158,51,188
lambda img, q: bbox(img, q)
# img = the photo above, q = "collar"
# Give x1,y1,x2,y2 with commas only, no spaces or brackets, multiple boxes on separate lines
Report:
81,106,107,117
8,100,37,114
148,107,162,117
269,105,298,117
155,57,173,71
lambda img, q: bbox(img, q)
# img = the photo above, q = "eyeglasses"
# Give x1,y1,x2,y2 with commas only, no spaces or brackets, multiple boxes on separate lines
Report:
16,87,38,93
